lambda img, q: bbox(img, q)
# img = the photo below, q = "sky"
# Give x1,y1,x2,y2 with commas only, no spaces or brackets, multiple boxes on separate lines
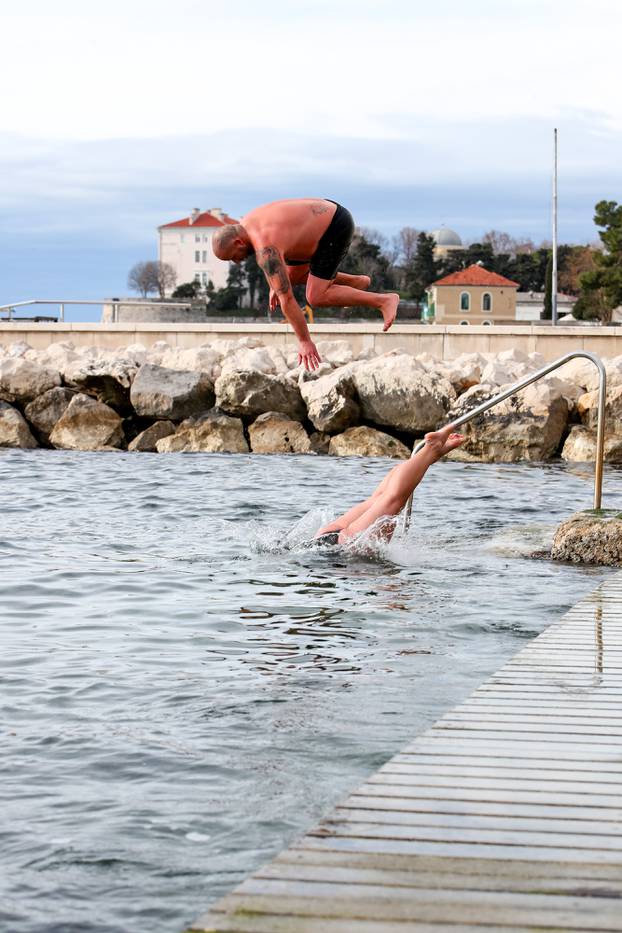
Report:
2,0,621,321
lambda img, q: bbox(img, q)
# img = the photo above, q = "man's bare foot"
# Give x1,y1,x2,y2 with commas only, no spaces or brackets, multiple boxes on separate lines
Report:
423,425,463,457
441,432,465,455
380,293,399,331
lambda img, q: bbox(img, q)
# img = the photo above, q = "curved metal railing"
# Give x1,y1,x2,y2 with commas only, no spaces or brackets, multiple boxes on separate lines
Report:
403,350,607,528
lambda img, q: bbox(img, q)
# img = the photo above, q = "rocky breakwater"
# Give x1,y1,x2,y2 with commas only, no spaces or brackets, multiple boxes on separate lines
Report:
1,338,622,462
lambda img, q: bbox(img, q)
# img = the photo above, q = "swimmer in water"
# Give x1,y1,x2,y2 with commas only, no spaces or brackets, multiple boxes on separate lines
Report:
314,425,465,545
212,198,401,372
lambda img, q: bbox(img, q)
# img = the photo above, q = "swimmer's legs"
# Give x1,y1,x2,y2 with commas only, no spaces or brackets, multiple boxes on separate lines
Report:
335,427,465,541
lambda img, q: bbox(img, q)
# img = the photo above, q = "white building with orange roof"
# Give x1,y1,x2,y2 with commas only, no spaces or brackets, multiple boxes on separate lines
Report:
427,264,520,324
158,207,238,294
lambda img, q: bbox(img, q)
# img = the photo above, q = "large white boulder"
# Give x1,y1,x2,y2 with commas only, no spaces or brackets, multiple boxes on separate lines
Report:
352,353,455,433
215,371,305,421
447,381,569,462
329,426,410,459
0,401,38,448
577,384,622,434
552,511,622,566
156,410,249,453
24,387,77,444
561,425,622,463
0,358,61,405
128,420,176,452
299,368,360,433
64,357,138,412
50,394,125,450
130,364,215,421
249,412,312,454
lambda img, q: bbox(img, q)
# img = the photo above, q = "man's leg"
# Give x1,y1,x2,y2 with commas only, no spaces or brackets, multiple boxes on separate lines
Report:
334,272,371,290
306,274,400,332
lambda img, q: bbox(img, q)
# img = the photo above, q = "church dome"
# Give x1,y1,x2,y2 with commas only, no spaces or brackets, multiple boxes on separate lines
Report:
430,227,463,247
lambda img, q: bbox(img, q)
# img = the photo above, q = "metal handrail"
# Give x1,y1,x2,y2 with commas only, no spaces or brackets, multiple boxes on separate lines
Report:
0,299,191,323
403,350,607,528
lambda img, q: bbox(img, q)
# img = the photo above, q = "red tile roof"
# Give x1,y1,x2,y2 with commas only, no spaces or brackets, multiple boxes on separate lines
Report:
433,264,520,288
159,210,238,229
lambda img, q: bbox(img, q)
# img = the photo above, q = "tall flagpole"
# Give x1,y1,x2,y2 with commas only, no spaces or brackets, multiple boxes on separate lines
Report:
552,127,558,326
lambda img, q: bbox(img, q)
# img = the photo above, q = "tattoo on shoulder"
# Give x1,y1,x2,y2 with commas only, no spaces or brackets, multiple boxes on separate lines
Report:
258,246,291,295
311,204,330,215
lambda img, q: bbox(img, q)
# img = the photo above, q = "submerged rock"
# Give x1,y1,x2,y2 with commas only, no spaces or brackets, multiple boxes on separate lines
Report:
24,387,77,444
249,411,311,454
49,394,125,450
0,401,38,448
329,426,410,459
130,363,215,421
551,510,622,566
156,410,248,453
128,420,176,452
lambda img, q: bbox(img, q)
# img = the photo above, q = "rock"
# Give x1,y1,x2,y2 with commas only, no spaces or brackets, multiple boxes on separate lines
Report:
299,368,360,433
480,361,514,386
159,345,222,379
356,347,378,361
309,431,331,454
25,341,80,372
7,340,32,359
414,352,440,372
0,401,38,448
561,425,622,463
0,358,61,405
315,340,354,367
329,426,410,459
444,357,481,395
215,371,305,421
128,420,176,452
249,412,312,454
577,384,622,434
155,409,249,453
130,363,215,420
219,346,284,377
497,347,531,365
551,510,622,566
24,387,77,444
528,351,546,369
352,354,455,433
447,381,568,462
64,357,138,412
49,393,125,450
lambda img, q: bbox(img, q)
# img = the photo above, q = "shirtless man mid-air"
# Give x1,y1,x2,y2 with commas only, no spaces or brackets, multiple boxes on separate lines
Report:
212,198,400,371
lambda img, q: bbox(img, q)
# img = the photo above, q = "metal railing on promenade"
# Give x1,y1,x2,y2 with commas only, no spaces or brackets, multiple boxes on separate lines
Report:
0,299,191,323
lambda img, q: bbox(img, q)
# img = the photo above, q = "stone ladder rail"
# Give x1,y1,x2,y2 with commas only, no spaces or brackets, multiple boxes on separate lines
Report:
403,350,608,529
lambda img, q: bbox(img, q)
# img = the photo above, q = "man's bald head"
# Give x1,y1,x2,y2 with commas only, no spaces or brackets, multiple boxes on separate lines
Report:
212,224,252,261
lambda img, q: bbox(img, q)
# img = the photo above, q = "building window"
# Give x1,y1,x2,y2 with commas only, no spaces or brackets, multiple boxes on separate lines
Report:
460,291,470,311
195,235,200,243
203,235,209,242
194,273,200,282
195,251,200,262
482,319,493,326
201,273,208,284
202,251,207,263
482,292,492,311
459,320,470,325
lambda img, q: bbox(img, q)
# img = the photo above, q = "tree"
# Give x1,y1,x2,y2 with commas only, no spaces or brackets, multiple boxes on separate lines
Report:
558,246,598,296
155,262,177,299
340,229,394,290
244,254,269,309
404,232,437,301
208,264,247,311
128,261,158,297
172,280,202,299
482,229,518,256
542,252,553,319
578,200,622,323
127,260,176,298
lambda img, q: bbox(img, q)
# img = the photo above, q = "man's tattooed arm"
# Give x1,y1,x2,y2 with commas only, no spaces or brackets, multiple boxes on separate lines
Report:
257,245,292,297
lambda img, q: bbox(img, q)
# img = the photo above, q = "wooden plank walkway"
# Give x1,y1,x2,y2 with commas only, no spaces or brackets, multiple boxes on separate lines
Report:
188,572,622,932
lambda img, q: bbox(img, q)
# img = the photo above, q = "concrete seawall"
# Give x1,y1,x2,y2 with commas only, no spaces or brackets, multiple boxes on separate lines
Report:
1,322,622,361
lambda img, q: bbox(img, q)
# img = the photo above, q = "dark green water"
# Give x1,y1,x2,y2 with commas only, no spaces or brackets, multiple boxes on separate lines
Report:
0,450,615,933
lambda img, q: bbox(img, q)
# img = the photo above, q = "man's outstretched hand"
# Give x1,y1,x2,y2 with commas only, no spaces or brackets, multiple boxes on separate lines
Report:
298,339,321,371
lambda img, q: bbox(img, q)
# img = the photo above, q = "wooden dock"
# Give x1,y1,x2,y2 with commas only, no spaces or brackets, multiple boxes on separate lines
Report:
188,572,622,932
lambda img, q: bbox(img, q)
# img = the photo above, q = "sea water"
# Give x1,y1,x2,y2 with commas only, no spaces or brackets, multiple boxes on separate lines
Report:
0,449,616,933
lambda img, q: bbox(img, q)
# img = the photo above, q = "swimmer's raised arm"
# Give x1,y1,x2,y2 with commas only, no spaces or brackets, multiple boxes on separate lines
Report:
256,243,321,371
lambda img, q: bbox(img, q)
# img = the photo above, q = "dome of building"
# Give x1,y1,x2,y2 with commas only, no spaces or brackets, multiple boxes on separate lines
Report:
430,227,463,247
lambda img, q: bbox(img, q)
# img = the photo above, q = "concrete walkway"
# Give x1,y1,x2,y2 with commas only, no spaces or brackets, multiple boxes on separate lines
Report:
187,571,622,931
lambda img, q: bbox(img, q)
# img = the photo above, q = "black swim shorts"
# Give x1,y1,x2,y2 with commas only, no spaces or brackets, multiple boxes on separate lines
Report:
309,201,355,280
